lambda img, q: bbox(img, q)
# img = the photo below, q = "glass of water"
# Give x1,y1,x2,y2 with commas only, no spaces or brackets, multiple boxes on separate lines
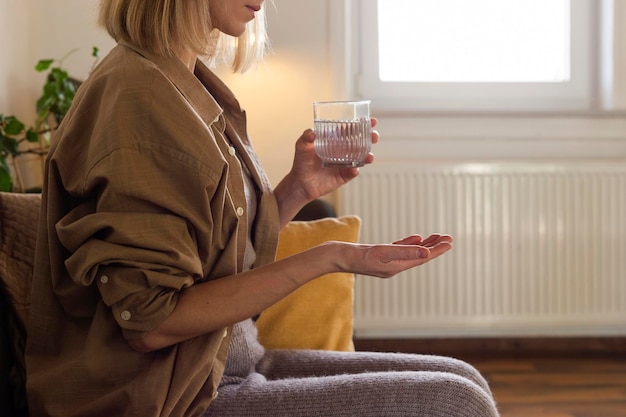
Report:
313,100,371,168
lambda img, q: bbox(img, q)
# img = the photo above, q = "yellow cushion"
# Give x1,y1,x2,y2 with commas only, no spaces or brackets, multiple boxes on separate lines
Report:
256,215,361,351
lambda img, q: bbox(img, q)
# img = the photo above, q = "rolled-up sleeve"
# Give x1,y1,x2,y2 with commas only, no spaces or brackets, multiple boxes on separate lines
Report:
58,210,200,337
96,265,186,338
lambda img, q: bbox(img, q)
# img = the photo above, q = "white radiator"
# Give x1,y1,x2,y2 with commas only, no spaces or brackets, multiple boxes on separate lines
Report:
339,161,626,337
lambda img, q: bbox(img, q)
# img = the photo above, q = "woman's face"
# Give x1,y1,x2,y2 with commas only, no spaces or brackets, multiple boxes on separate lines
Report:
209,0,264,37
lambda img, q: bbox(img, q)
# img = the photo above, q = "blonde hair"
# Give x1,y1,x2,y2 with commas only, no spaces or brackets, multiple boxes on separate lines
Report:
98,0,268,73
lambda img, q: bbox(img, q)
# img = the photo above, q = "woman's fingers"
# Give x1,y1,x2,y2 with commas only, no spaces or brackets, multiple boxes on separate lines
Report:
392,235,423,245
426,240,454,260
420,233,453,247
392,233,453,248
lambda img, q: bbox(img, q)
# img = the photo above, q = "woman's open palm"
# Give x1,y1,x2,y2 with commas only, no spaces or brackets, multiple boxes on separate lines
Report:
334,233,453,279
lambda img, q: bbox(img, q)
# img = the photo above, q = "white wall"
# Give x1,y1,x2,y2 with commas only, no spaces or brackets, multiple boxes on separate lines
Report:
0,0,333,189
0,0,33,118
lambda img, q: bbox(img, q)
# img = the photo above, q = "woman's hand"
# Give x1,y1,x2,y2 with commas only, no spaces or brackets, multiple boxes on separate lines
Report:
291,118,379,199
274,119,379,226
331,233,453,278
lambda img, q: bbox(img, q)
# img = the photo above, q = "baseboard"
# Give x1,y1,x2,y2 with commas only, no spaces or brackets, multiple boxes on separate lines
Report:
353,336,626,358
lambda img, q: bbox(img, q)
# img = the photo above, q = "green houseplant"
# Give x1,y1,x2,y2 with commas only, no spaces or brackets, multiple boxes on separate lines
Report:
0,47,99,192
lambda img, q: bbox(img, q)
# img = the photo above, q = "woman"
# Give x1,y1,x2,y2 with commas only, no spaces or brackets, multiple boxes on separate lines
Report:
25,1,500,416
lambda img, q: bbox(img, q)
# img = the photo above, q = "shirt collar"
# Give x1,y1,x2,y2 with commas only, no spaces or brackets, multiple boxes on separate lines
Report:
117,41,224,128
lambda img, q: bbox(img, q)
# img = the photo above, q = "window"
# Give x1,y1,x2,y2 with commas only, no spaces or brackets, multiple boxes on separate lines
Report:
377,0,571,83
353,0,600,112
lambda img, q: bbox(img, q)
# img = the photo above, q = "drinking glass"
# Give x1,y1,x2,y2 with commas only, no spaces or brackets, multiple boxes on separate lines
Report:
313,100,371,168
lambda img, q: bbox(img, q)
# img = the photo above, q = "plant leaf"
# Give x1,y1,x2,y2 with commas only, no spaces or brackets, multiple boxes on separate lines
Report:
36,94,53,117
0,133,20,156
35,59,54,72
26,128,40,143
3,116,25,135
50,67,69,83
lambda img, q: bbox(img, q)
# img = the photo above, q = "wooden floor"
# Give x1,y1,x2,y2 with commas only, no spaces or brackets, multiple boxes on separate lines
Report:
472,355,626,417
355,337,626,417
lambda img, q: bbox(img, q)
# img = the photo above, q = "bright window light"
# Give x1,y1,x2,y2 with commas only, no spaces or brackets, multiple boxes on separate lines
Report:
378,0,571,83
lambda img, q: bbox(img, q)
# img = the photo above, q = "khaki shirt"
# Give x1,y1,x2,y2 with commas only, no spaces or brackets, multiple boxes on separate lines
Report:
25,43,280,417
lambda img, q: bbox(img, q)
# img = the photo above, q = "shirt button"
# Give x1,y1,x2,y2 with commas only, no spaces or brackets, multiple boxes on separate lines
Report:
223,328,228,338
228,146,236,156
100,275,109,284
121,311,132,321
236,207,244,216
212,390,219,400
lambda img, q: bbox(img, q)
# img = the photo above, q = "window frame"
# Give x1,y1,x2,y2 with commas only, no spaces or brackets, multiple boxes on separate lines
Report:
354,0,594,113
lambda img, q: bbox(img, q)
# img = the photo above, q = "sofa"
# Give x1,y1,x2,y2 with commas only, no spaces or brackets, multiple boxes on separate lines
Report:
0,192,360,416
